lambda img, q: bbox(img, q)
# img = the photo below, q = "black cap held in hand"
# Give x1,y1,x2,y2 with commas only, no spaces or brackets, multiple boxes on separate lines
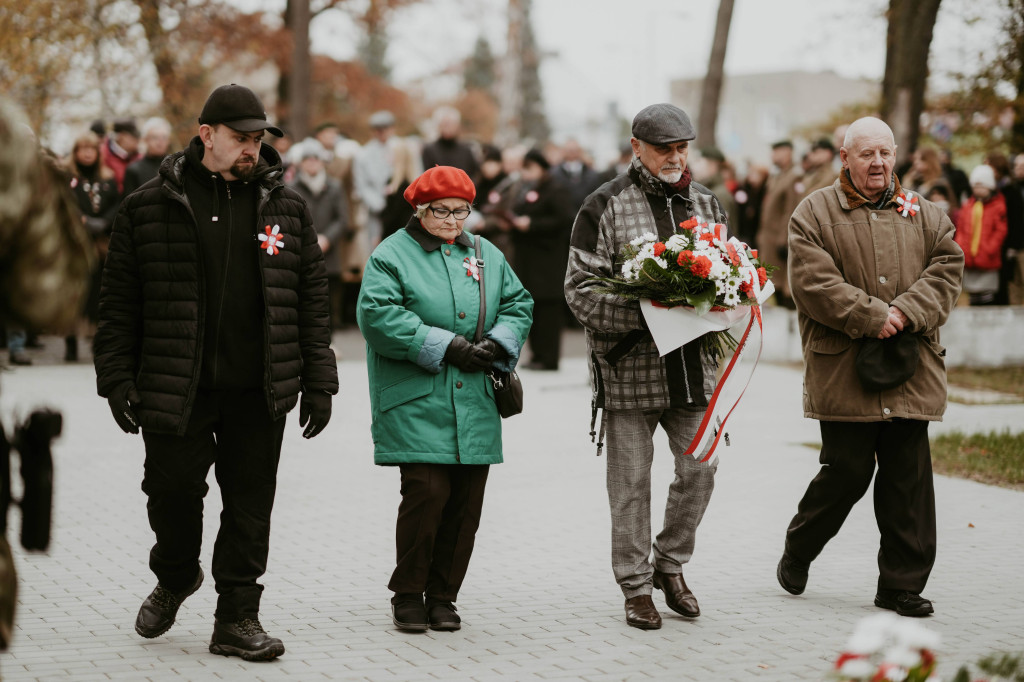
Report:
198,84,284,137
631,103,696,144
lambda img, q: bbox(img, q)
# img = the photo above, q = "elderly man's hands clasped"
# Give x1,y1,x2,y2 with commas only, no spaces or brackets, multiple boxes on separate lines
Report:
877,305,910,339
445,336,504,372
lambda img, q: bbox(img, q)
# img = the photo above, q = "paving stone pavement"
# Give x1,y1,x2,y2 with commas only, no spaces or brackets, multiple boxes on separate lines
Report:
1,337,1023,681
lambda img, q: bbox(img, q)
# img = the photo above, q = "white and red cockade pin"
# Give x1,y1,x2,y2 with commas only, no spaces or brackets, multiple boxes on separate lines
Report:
258,224,285,255
895,190,920,218
463,256,481,281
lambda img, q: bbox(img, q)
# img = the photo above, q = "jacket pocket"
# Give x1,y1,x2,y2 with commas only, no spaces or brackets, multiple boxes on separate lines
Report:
809,332,852,355
380,372,434,412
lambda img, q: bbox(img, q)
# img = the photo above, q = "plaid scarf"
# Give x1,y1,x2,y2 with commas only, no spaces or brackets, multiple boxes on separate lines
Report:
840,168,900,209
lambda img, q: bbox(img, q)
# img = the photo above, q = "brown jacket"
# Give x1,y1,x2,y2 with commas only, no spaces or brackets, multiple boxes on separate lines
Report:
758,165,803,298
787,173,964,422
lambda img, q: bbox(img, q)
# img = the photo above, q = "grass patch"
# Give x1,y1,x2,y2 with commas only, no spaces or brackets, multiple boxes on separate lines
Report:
931,430,1024,490
947,366,1024,398
797,433,1023,490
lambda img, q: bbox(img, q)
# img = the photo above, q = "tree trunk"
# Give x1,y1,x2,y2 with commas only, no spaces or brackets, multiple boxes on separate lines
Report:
135,0,192,138
1011,0,1024,155
288,0,311,139
696,0,734,149
496,0,523,147
881,0,942,165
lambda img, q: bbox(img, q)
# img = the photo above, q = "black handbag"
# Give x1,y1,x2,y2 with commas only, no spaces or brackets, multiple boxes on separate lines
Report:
473,236,524,418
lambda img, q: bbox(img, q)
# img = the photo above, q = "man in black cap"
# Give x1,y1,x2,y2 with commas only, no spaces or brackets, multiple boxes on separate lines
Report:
101,118,141,193
564,103,729,630
800,137,837,199
94,83,338,661
697,146,737,224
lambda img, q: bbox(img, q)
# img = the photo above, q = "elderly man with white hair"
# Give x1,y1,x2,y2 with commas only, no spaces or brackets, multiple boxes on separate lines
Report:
776,117,963,617
123,117,173,196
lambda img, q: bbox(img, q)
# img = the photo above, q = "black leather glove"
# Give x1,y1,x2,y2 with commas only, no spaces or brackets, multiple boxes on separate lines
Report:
299,390,332,439
475,338,506,364
108,383,141,434
444,335,492,372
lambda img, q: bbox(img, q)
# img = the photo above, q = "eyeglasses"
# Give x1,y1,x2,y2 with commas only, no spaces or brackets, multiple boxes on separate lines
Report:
428,205,472,220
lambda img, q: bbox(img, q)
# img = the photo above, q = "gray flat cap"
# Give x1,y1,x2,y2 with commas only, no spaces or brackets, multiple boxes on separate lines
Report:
631,103,696,144
369,110,396,128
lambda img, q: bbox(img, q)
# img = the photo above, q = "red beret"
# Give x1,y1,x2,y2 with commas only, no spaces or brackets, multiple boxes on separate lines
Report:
404,165,476,207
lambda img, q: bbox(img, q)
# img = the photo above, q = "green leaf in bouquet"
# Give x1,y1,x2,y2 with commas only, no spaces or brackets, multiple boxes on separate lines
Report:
639,258,669,283
685,286,717,316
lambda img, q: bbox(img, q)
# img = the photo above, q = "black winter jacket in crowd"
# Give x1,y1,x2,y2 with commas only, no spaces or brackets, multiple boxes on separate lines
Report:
94,138,339,435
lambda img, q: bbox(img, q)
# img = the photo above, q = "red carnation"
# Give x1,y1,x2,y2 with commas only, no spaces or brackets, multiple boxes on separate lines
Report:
679,217,698,231
690,255,712,278
677,250,694,267
699,233,716,244
653,242,667,257
739,278,753,298
757,266,768,287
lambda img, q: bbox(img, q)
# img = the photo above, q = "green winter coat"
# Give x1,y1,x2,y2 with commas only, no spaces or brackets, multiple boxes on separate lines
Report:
357,219,534,465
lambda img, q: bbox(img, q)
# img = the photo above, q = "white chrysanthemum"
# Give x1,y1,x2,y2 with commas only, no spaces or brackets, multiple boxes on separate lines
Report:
637,243,657,260
725,276,742,292
708,259,731,281
890,618,941,650
722,290,740,306
666,234,689,250
621,260,640,281
882,645,923,669
846,614,894,654
651,256,668,270
629,232,657,247
837,658,876,679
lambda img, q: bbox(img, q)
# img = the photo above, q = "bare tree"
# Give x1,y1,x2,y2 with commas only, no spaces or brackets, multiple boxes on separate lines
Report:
882,0,942,164
289,0,312,139
696,0,734,149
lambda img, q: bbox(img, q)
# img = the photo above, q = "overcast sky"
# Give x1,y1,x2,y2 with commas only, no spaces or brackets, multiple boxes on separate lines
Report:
240,0,1003,135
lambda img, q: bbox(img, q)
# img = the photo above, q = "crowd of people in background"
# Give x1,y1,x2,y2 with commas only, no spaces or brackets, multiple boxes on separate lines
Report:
3,105,1024,370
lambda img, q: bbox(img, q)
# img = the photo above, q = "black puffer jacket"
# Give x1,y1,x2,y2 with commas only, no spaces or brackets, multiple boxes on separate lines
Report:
94,139,338,435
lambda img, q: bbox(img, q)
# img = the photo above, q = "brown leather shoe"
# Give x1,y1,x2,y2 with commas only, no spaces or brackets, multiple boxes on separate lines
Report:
652,569,700,618
624,595,662,630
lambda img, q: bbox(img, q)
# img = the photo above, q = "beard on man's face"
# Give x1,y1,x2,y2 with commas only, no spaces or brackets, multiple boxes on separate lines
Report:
657,167,683,184
231,154,257,181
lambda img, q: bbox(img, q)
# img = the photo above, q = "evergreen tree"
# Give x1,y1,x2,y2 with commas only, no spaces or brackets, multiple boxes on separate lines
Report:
518,0,549,144
465,34,496,94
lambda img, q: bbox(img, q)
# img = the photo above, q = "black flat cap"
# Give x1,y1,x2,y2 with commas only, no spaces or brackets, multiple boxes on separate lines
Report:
112,119,139,137
811,137,835,152
700,146,725,162
631,103,696,144
198,84,283,137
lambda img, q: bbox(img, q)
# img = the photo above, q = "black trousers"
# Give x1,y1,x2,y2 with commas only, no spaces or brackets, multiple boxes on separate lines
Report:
141,388,285,620
389,463,489,602
785,420,936,594
528,300,564,369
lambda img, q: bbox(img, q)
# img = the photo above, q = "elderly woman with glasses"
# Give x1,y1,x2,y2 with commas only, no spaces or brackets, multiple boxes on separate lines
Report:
356,166,533,632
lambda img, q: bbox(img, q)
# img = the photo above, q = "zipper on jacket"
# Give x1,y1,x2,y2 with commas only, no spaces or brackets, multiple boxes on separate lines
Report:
208,176,234,386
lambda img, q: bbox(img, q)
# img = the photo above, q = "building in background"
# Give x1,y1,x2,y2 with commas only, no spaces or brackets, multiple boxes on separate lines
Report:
671,70,879,167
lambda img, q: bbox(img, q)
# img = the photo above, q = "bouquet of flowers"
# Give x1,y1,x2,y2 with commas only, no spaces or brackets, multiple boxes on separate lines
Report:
832,613,940,682
594,216,774,360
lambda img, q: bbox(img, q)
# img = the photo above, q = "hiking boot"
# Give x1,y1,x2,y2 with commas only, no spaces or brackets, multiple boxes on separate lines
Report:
135,568,204,638
209,618,285,661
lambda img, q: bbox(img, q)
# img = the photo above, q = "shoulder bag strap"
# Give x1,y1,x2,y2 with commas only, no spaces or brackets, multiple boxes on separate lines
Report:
473,235,486,343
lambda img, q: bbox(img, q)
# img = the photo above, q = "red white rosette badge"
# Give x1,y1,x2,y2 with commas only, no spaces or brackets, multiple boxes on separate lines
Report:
258,224,285,255
895,190,920,218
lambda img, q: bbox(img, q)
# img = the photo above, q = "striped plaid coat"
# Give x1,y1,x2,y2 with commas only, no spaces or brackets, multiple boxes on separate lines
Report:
564,157,728,411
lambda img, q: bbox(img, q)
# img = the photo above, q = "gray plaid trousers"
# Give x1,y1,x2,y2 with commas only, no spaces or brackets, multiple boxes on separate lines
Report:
605,407,718,598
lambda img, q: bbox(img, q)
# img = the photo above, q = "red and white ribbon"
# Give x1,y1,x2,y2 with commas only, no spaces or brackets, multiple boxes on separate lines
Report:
684,305,764,462
896,190,920,218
